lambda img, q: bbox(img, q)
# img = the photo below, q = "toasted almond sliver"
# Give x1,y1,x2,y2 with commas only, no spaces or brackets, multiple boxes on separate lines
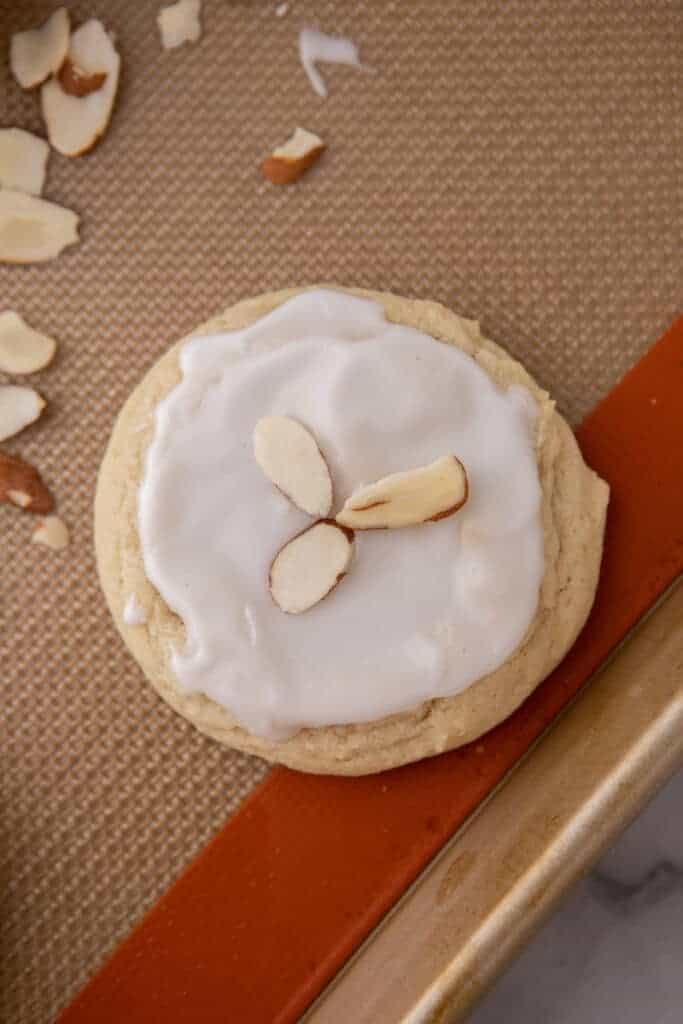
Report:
0,452,54,514
254,415,333,517
336,455,469,530
32,514,69,550
41,19,121,157
0,311,57,374
269,520,354,614
262,127,325,185
0,385,46,442
10,7,70,90
0,129,50,197
0,189,80,264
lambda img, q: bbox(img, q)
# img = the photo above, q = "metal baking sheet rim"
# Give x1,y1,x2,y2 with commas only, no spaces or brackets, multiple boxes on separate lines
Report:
305,576,683,1024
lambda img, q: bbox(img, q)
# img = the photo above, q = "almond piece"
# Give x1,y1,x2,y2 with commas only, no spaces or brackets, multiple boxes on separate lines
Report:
0,452,54,513
298,27,363,99
269,520,354,614
0,312,57,374
57,57,107,97
10,7,70,90
336,455,469,530
32,514,69,550
41,19,121,157
0,189,79,264
262,128,325,185
254,415,333,517
157,0,202,50
0,130,50,197
0,385,46,442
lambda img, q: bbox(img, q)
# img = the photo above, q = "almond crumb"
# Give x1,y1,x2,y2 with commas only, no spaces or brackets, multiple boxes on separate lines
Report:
157,0,202,50
262,127,325,185
32,514,69,550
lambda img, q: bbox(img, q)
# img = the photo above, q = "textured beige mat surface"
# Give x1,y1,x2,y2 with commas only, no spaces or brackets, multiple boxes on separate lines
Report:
1,2,681,1021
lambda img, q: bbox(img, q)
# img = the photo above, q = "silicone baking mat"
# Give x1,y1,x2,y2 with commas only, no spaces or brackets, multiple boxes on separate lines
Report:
0,3,681,1022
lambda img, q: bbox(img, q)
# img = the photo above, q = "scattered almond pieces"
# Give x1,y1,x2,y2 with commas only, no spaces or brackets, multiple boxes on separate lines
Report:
41,18,121,157
10,7,70,90
0,451,54,514
275,3,289,16
262,127,325,185
269,520,354,614
336,455,469,530
0,311,57,374
0,189,80,264
32,514,69,550
254,415,333,516
0,129,50,197
0,385,46,442
57,57,107,97
157,0,202,51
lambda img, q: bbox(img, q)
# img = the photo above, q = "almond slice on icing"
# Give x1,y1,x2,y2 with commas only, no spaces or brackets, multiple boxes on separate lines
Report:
0,189,80,264
336,455,469,530
0,312,57,374
0,385,46,442
269,520,354,614
10,7,70,90
0,130,50,197
0,451,54,513
157,0,202,50
32,514,70,550
254,415,333,517
262,128,325,185
41,19,121,157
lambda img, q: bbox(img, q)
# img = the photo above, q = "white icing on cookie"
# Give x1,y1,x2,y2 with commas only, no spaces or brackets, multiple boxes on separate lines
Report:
138,290,544,739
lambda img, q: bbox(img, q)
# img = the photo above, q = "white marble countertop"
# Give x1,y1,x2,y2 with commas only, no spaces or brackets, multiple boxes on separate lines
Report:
469,768,683,1023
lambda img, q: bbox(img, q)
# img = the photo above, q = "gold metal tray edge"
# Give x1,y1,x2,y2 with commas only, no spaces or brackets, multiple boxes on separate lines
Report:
306,579,683,1023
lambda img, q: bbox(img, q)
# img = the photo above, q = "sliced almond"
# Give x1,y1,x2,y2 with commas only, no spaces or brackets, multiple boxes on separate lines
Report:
336,455,469,530
32,514,69,550
0,452,54,514
269,520,354,614
57,57,107,97
0,130,50,197
157,0,202,50
41,19,121,157
0,189,79,264
0,312,57,374
262,128,325,185
0,385,46,442
254,415,333,517
10,7,70,90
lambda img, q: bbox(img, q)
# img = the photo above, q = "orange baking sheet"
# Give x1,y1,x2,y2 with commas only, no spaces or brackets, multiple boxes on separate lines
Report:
59,317,683,1024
